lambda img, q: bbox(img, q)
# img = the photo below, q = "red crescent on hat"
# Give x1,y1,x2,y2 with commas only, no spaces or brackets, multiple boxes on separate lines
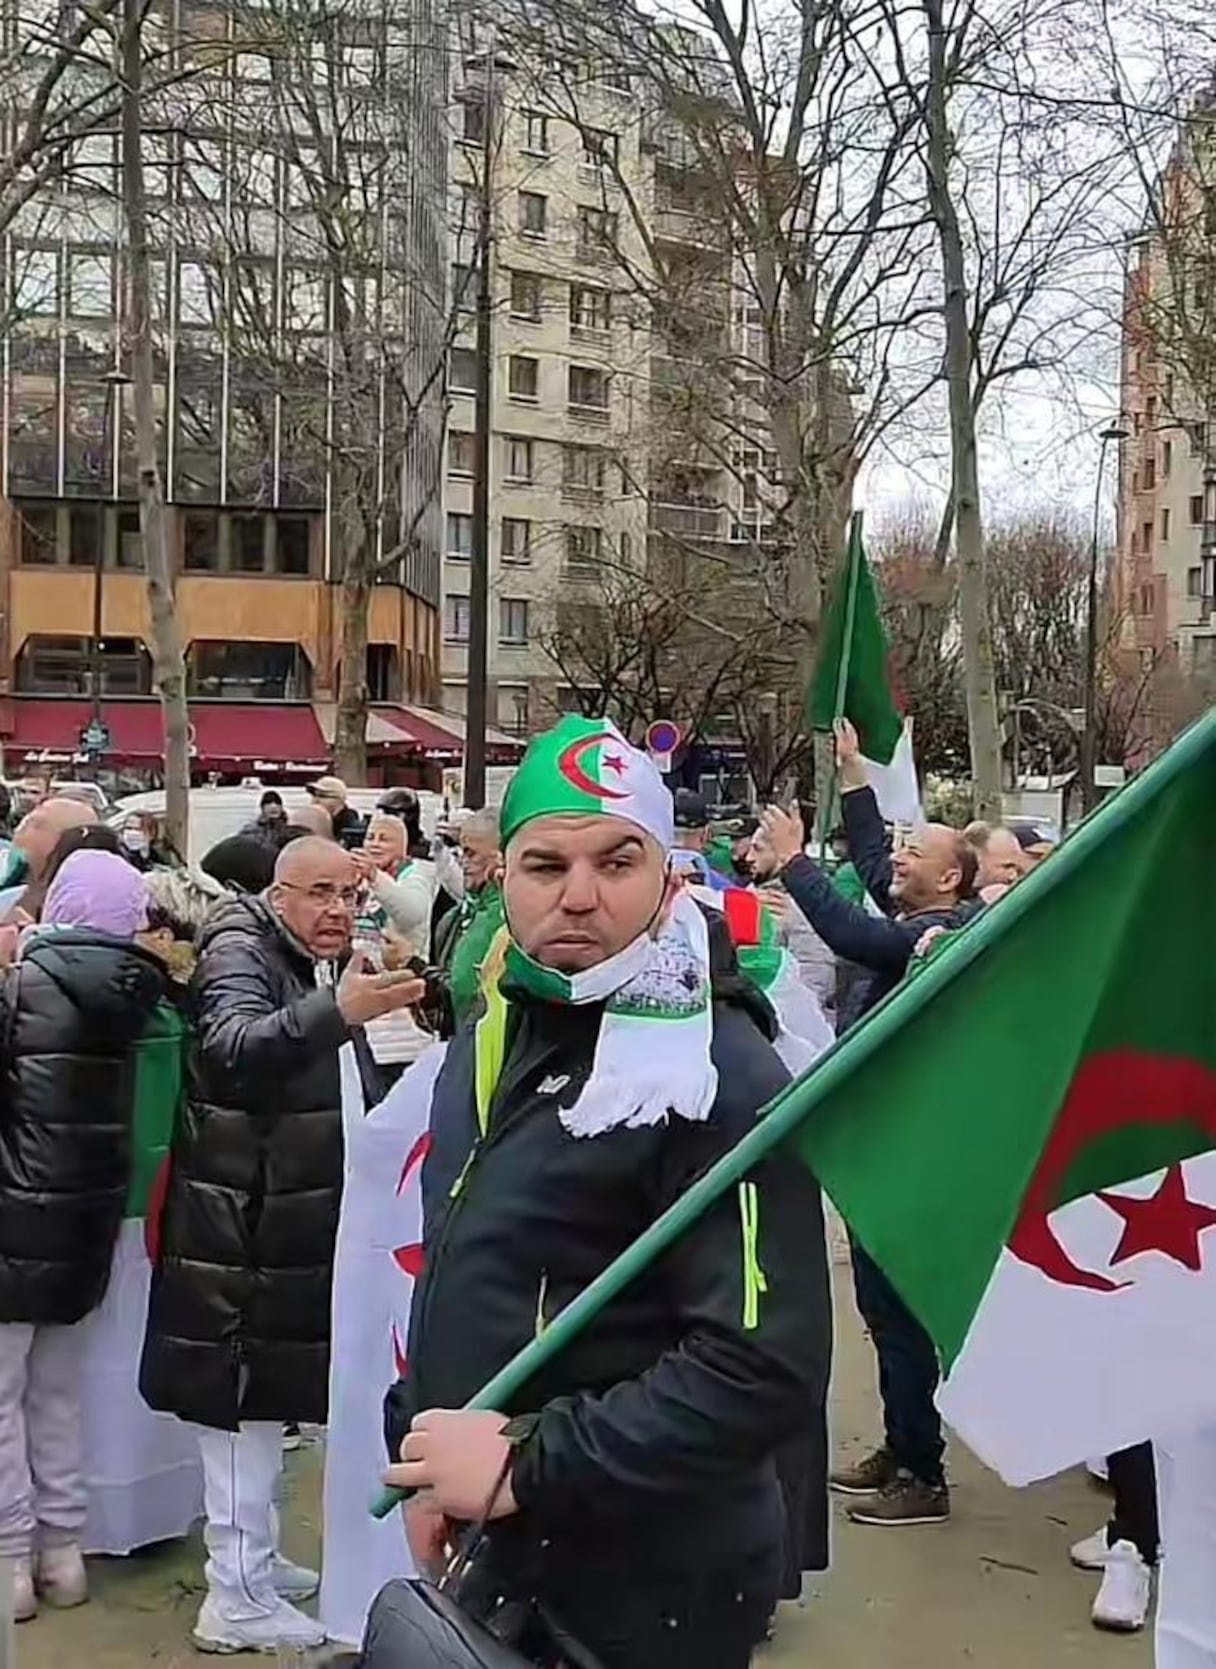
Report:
557,733,631,800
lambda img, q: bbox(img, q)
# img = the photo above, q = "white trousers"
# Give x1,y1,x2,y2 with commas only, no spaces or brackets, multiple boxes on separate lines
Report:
195,1422,284,1618
1156,1425,1216,1668
0,1321,87,1559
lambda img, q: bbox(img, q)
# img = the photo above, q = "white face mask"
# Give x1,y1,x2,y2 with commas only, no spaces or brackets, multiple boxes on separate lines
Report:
122,828,150,855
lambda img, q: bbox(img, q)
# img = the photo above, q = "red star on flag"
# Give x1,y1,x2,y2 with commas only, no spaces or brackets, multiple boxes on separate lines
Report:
602,753,627,777
1099,1164,1216,1272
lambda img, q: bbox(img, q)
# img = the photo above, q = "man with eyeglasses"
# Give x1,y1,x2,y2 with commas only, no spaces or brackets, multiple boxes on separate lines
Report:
141,837,425,1654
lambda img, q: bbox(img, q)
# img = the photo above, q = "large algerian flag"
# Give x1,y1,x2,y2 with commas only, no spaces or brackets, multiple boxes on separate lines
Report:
809,514,920,823
372,709,1216,1520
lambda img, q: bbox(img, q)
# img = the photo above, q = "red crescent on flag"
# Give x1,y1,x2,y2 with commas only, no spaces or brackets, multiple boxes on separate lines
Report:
557,734,630,800
396,1131,432,1195
1008,1050,1216,1290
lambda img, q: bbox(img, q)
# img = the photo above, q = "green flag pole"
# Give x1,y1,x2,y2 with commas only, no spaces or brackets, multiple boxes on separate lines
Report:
371,702,1216,1519
815,509,864,861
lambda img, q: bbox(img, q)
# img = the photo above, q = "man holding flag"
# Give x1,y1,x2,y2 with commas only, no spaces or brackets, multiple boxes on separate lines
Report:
379,715,832,1669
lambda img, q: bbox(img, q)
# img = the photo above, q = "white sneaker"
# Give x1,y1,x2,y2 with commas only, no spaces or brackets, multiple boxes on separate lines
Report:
1091,1540,1152,1632
271,1554,320,1600
35,1544,88,1608
6,1556,38,1622
1070,1527,1112,1570
193,1595,327,1654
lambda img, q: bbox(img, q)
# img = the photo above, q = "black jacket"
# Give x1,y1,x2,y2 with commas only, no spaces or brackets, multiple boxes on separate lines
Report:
384,963,832,1591
0,931,165,1324
841,784,895,913
140,896,350,1429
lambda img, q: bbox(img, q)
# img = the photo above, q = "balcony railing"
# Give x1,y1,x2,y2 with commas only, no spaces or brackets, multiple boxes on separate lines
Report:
649,500,725,540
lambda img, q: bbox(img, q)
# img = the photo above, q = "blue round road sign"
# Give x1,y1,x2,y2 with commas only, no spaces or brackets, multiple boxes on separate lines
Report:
645,720,682,755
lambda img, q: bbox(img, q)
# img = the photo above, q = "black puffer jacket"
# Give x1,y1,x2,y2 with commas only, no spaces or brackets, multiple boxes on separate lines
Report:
385,947,832,1595
0,930,165,1324
140,896,350,1429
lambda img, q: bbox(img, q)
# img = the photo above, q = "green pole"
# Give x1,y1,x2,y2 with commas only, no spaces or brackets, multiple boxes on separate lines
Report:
371,702,1216,1519
815,509,863,860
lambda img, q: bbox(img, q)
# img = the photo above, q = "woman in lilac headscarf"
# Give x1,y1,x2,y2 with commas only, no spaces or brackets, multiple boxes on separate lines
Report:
0,849,165,1621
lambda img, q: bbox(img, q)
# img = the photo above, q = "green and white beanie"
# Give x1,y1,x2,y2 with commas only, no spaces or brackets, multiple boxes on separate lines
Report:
500,715,675,851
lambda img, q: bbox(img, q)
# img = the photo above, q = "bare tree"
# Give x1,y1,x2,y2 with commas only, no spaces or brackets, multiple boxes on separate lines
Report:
172,0,454,780
118,0,189,853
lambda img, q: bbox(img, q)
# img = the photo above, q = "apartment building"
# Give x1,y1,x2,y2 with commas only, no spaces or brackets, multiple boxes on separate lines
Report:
440,52,779,738
0,0,456,785
1114,112,1216,703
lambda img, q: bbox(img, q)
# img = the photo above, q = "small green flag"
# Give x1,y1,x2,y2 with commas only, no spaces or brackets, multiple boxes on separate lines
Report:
808,517,902,764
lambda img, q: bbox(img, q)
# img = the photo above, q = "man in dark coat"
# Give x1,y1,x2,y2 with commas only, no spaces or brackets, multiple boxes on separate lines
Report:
377,717,832,1669
759,786,975,1529
140,836,423,1655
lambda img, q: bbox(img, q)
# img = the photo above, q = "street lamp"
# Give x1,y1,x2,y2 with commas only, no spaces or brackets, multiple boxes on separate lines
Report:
1080,419,1130,813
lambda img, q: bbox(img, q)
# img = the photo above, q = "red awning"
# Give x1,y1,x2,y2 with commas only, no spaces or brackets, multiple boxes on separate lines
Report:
1,699,328,769
369,705,524,758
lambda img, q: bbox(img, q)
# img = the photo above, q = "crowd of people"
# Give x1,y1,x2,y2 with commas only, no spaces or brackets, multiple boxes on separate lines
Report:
0,719,1164,1664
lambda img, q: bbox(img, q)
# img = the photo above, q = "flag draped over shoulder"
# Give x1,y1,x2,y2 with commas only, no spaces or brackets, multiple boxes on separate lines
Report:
808,517,919,823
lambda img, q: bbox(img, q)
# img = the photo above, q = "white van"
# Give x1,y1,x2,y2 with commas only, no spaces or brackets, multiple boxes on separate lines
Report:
109,784,444,861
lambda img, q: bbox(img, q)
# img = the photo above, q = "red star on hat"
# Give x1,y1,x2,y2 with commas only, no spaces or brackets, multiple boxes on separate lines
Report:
602,753,627,777
1099,1164,1216,1273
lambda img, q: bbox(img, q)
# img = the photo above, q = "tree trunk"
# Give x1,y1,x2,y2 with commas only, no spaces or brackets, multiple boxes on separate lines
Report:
334,564,371,783
120,0,190,855
922,0,1003,818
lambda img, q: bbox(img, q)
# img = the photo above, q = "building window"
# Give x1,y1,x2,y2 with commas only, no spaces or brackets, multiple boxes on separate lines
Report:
508,355,539,401
449,346,478,392
565,524,603,571
569,285,610,333
504,437,534,481
1141,520,1152,554
183,510,220,571
581,128,619,169
522,111,549,154
1191,495,1205,526
16,503,58,565
231,514,266,573
577,206,617,256
1162,439,1172,478
459,97,485,145
568,364,610,415
189,641,312,700
116,509,143,570
449,431,475,475
447,511,473,558
15,635,151,696
1139,582,1154,614
510,271,542,320
68,505,102,568
500,686,531,736
563,445,606,494
519,191,547,237
444,595,470,642
13,249,58,317
274,516,311,575
499,597,529,644
1161,507,1171,541
1191,422,1207,457
1143,457,1155,490
367,643,400,702
501,517,532,562
1188,566,1203,597
68,253,111,317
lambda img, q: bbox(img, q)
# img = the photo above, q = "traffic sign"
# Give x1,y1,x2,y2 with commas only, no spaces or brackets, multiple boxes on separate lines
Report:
645,719,682,757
